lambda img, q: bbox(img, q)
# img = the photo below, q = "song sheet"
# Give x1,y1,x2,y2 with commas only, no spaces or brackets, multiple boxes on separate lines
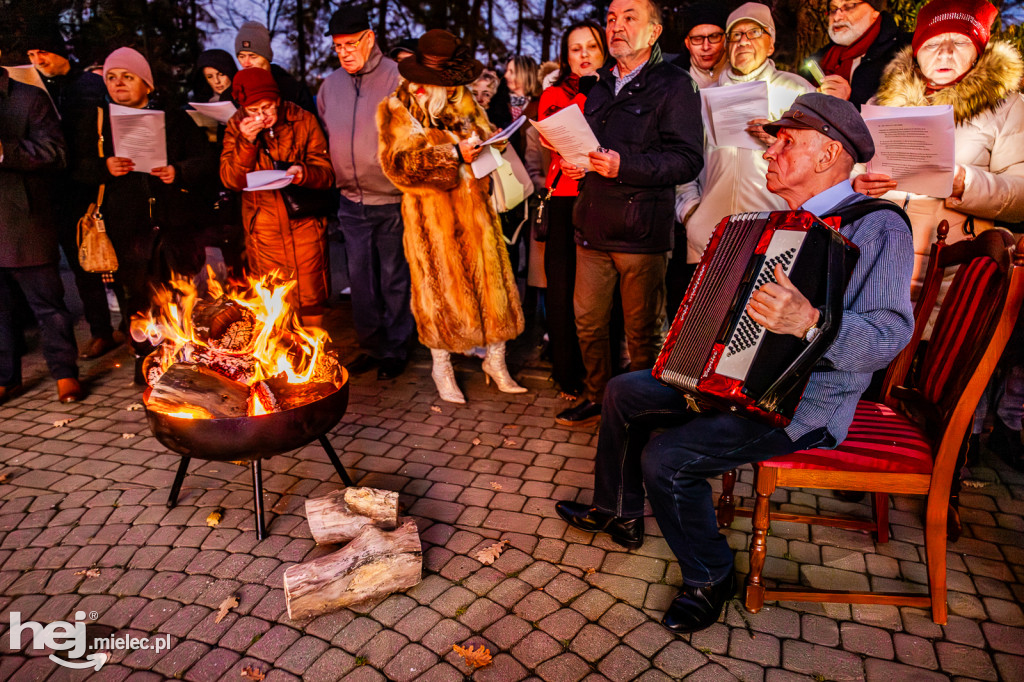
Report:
187,100,237,125
481,115,526,146
244,170,294,191
700,80,769,150
862,104,955,197
530,105,601,170
109,104,167,173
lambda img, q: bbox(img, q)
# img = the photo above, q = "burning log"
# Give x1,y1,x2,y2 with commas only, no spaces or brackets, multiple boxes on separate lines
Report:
147,363,251,419
191,346,258,385
283,521,422,620
192,296,257,351
305,487,399,545
253,376,338,413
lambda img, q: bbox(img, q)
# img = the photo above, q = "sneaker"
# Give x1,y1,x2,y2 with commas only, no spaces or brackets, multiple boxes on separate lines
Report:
556,399,601,426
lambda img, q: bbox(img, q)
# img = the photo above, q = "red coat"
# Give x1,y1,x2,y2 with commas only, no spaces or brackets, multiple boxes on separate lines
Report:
539,81,587,197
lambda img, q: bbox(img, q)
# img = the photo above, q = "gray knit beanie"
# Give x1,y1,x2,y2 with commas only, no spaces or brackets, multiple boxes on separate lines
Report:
235,21,273,62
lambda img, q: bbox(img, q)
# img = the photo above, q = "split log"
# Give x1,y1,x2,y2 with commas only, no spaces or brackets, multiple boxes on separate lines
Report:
192,296,257,350
306,487,399,544
283,521,422,620
191,346,258,385
145,363,251,419
255,376,338,412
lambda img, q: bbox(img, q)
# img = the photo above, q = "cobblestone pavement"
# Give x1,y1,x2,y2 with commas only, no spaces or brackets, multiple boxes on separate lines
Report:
1,304,1023,681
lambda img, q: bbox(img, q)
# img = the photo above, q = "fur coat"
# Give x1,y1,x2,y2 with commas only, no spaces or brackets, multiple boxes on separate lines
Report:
376,85,524,353
873,41,1024,304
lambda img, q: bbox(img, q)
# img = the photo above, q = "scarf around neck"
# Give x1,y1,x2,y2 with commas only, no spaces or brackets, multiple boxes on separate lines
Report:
821,16,882,82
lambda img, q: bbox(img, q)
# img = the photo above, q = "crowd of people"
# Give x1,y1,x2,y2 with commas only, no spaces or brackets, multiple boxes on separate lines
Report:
1,0,1023,637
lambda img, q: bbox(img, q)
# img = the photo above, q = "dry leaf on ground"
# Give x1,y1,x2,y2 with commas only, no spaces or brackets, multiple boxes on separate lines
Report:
453,643,492,669
489,481,503,491
53,418,74,427
430,405,442,413
585,567,597,575
122,433,136,439
474,540,509,565
472,438,481,445
215,595,239,623
74,568,101,577
503,438,517,447
126,403,144,411
0,473,8,484
206,508,224,527
240,666,265,680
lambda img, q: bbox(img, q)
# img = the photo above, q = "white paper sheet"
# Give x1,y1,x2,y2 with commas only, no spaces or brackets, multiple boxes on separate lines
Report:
244,169,294,191
187,110,219,129
187,100,237,125
862,104,955,197
109,104,167,173
471,146,503,179
700,80,769,150
530,105,601,170
481,115,526,146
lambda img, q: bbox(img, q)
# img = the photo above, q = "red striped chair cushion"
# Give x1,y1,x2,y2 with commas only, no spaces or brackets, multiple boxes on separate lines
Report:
762,401,933,474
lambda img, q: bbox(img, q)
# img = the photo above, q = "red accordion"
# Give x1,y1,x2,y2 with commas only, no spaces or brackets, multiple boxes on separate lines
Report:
653,210,859,427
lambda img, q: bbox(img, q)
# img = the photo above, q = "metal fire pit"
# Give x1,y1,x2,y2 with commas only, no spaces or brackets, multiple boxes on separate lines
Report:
146,369,353,539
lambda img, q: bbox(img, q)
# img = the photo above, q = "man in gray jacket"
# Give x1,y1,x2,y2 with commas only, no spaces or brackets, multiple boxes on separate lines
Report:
318,7,414,380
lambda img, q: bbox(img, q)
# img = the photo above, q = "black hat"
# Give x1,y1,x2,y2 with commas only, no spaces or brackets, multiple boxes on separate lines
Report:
685,1,729,33
197,49,238,80
388,37,418,59
763,93,875,163
398,30,484,87
325,6,371,36
25,21,69,58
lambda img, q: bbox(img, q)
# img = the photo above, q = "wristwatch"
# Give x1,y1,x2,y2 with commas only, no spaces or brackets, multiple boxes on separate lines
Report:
803,322,821,344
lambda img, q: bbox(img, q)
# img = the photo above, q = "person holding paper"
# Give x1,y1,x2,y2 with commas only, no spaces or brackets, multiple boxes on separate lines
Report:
220,68,335,329
676,3,813,278
554,0,705,427
377,30,526,405
81,47,216,382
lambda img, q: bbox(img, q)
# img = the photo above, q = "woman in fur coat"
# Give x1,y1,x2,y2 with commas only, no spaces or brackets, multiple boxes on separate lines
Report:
377,30,526,404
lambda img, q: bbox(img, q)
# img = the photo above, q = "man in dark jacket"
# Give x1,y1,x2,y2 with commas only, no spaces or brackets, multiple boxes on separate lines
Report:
556,0,704,426
0,63,82,404
804,0,910,107
26,25,120,359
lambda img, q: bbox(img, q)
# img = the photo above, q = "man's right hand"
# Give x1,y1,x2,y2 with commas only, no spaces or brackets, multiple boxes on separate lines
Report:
818,74,852,101
559,157,586,180
458,138,482,163
106,157,135,176
852,172,897,197
238,116,264,143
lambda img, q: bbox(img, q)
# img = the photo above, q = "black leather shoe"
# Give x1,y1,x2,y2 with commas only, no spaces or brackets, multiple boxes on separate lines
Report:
346,353,379,376
555,500,645,549
662,573,736,634
378,357,408,380
556,399,601,426
989,420,1024,471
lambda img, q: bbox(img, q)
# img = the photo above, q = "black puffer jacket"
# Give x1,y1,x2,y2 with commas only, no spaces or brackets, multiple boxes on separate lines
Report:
573,44,704,254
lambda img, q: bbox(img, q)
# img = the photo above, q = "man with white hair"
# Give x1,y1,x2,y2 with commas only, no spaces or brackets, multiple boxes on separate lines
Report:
805,0,910,106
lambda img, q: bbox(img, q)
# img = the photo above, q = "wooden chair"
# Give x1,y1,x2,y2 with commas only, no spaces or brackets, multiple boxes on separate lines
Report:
725,226,1024,625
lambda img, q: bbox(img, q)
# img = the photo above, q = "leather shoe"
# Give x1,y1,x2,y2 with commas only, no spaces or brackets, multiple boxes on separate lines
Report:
555,500,645,549
79,334,120,359
57,378,84,403
0,384,24,405
346,353,379,376
989,419,1024,471
378,357,407,380
555,399,601,426
662,573,736,634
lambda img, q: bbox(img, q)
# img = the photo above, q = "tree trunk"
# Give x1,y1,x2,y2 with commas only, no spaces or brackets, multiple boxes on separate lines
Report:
541,0,555,62
296,0,307,84
283,522,422,620
305,487,399,544
378,0,389,43
515,0,524,56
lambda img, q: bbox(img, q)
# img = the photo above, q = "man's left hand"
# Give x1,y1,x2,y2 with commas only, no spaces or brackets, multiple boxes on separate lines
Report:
746,264,819,338
818,74,852,101
588,148,620,178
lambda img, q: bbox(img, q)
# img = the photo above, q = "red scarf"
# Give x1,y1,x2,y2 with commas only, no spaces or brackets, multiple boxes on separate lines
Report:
821,16,882,82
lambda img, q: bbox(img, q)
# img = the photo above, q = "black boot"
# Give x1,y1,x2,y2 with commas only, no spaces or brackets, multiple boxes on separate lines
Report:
554,500,645,549
989,420,1024,471
662,573,736,634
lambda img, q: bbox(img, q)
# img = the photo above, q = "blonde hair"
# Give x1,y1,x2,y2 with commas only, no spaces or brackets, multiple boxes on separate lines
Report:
404,80,465,125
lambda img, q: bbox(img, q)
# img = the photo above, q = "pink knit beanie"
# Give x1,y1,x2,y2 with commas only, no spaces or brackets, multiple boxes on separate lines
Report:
103,47,154,89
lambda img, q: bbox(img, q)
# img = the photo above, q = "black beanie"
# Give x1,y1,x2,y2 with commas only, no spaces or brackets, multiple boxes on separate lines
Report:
25,21,69,58
685,1,730,33
197,49,239,80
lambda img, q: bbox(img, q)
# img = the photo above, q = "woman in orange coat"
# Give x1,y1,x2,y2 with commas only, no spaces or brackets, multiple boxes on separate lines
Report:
220,67,335,327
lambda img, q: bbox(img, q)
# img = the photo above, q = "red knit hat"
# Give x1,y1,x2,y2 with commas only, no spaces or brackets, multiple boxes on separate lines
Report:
232,67,280,107
912,0,998,56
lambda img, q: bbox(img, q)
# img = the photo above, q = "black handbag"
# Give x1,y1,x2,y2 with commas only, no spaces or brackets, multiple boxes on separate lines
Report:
533,169,561,243
271,160,337,219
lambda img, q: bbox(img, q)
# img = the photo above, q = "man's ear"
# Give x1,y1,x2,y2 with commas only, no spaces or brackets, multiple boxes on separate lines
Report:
649,23,663,46
817,139,844,171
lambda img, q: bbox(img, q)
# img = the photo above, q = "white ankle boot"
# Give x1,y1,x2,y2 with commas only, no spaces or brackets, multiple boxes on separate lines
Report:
482,342,527,393
430,349,465,404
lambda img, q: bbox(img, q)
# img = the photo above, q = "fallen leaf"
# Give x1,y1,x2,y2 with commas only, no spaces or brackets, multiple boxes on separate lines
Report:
74,568,101,577
0,473,8,484
240,666,265,680
474,540,509,565
126,403,144,411
453,643,492,669
215,595,239,623
471,438,482,445
489,481,503,491
53,418,74,428
122,433,136,439
430,405,442,413
962,479,990,489
503,438,517,447
206,508,224,527
585,567,596,575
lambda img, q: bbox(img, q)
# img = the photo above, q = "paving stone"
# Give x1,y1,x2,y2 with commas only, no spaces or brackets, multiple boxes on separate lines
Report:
936,642,998,680
382,643,440,682
274,635,330,675
598,602,648,637
840,622,894,659
943,614,986,647
538,607,588,642
219,615,272,652
420,618,472,655
728,628,780,667
394,606,443,642
799,614,839,646
513,590,561,622
893,633,938,669
246,624,300,662
983,597,1024,626
621,621,673,658
652,640,708,679
473,653,529,682
724,604,800,638
535,652,591,682
994,653,1024,682
781,640,865,681
184,647,241,682
598,644,651,681
863,659,948,682
689,622,730,655
483,614,533,649
511,630,563,668
333,617,382,653
302,647,356,682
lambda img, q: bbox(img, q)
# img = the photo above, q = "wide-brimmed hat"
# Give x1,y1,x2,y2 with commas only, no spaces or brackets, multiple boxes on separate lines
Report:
398,29,484,87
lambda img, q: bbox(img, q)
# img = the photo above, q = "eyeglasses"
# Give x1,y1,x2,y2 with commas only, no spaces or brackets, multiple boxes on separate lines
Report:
334,31,369,53
828,1,866,17
919,37,976,53
245,103,278,117
687,32,725,45
728,27,766,42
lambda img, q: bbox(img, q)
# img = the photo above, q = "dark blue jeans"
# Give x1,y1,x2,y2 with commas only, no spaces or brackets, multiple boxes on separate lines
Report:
0,265,79,386
593,370,829,588
337,196,414,360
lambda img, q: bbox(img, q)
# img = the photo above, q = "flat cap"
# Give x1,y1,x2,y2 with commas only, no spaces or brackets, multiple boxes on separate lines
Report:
763,93,875,163
325,6,371,36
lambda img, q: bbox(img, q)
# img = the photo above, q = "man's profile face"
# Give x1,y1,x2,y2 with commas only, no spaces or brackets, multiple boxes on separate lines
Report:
764,127,821,196
606,0,662,63
28,50,71,77
685,24,726,71
727,20,773,75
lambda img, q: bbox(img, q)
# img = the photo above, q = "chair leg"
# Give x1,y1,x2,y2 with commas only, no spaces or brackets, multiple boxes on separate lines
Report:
745,466,777,614
717,469,737,528
252,459,266,541
925,494,949,625
873,493,889,543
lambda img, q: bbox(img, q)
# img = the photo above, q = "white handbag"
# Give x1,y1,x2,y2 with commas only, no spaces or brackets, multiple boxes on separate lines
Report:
485,146,534,213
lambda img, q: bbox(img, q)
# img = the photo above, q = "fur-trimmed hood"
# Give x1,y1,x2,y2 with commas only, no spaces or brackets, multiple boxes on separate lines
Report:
876,40,1023,124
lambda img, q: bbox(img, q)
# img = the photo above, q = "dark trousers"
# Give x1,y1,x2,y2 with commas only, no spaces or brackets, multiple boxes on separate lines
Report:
592,370,828,587
338,196,414,360
57,214,114,339
543,197,585,394
0,265,79,386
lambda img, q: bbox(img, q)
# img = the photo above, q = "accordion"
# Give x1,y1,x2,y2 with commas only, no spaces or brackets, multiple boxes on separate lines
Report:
653,210,859,427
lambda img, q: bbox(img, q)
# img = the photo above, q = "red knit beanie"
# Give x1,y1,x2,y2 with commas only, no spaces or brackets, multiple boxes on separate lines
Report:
232,67,280,107
912,0,998,56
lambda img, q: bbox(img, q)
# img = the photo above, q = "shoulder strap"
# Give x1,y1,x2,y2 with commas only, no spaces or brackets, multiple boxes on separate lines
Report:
96,107,106,210
822,197,912,232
